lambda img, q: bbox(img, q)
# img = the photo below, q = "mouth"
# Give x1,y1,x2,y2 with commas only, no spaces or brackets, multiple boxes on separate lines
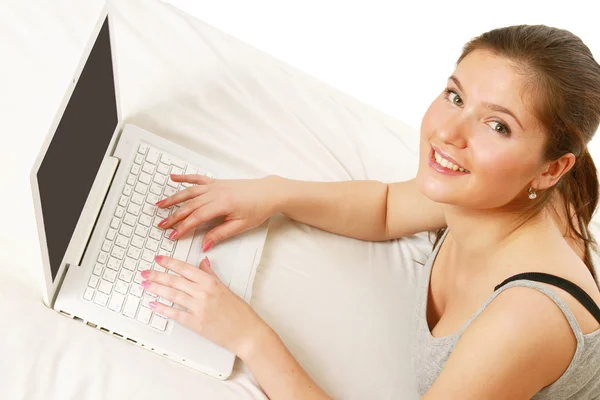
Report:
428,146,470,175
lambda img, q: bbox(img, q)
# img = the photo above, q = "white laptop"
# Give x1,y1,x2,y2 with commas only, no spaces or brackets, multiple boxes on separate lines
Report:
29,6,268,380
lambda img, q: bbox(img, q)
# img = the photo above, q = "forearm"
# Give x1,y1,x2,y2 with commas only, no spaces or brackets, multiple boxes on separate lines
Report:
240,324,331,400
269,175,390,241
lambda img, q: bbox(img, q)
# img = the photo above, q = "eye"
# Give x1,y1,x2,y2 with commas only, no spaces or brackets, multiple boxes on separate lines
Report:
488,120,511,135
443,88,463,107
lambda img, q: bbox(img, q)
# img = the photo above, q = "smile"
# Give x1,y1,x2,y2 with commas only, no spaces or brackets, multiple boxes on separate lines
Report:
428,146,470,175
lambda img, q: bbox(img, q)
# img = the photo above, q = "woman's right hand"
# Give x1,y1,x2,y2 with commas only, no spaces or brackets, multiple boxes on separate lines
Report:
155,174,281,252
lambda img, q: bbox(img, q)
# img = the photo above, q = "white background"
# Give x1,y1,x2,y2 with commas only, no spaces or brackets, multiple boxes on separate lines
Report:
165,0,600,154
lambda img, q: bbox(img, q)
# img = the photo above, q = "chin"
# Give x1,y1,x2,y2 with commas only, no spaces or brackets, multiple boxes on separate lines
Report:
415,167,458,205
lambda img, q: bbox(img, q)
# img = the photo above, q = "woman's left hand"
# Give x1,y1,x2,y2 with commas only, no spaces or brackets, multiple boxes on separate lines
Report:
141,255,267,358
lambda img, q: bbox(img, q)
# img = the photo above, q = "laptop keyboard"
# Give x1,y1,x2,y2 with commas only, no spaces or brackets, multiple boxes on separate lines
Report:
83,142,214,332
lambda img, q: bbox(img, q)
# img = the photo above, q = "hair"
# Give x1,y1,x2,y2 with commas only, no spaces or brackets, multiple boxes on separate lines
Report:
430,25,600,282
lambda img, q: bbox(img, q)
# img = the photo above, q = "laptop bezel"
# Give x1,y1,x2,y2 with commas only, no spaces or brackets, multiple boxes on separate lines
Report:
29,4,124,307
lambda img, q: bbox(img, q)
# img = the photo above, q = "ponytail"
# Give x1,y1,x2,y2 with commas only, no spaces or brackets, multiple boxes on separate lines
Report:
558,149,599,280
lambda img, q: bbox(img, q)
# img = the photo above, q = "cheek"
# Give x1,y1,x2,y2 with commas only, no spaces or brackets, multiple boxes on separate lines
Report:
471,143,535,196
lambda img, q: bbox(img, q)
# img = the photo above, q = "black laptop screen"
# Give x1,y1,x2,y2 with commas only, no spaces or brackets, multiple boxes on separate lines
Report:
37,17,117,282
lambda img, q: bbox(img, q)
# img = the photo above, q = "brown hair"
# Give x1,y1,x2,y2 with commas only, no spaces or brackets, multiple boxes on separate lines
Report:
431,25,600,282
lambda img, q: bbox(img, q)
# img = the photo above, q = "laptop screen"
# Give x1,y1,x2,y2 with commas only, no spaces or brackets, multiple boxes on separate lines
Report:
37,17,117,282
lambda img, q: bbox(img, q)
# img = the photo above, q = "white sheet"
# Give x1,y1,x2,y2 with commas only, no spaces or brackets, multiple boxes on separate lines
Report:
1,0,433,398
4,1,598,399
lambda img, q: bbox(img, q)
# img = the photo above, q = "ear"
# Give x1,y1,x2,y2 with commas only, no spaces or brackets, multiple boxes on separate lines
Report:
535,153,577,190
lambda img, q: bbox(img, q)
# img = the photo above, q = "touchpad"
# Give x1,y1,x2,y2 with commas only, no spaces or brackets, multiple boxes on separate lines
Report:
187,219,242,287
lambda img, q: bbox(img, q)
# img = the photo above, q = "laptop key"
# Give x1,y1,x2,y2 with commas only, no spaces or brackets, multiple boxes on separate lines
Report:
88,275,99,288
93,291,109,307
114,279,128,295
135,224,149,238
119,224,133,238
138,143,148,154
157,162,170,175
137,306,152,324
108,292,126,313
130,283,144,297
83,287,94,301
107,256,120,271
123,295,141,318
131,192,144,206
142,162,155,175
102,270,117,284
123,257,137,271
92,263,104,276
98,279,113,294
97,251,108,264
134,153,144,165
146,149,160,165
151,314,168,331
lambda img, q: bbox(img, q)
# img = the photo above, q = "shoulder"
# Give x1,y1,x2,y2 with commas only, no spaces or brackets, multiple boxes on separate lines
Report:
423,282,577,399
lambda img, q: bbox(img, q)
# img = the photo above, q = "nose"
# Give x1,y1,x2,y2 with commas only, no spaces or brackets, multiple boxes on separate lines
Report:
436,113,468,149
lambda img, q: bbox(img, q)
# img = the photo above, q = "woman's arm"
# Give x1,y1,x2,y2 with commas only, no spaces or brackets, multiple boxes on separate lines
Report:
239,324,332,399
272,176,446,242
422,286,576,399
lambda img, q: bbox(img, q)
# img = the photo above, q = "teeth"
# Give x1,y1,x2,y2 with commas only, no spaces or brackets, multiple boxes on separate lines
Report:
434,151,467,173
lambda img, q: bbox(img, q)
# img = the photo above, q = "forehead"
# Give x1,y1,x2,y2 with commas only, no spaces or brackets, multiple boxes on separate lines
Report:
454,49,538,130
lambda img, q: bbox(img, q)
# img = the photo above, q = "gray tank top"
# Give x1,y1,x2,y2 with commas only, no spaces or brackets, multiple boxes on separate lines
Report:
412,229,600,399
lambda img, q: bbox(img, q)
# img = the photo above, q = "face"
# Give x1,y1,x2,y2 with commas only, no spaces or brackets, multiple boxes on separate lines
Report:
416,49,546,210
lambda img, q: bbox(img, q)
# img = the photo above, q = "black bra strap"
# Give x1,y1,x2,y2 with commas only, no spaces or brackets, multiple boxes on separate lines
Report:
495,272,600,324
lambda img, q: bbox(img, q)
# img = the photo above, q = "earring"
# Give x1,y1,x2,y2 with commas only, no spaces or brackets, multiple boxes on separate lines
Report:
528,186,537,200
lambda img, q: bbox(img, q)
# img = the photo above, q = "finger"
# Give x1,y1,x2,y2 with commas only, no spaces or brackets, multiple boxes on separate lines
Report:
202,219,246,252
158,195,212,231
170,201,224,240
155,255,213,289
143,263,200,296
156,184,209,209
142,277,196,310
198,256,217,277
148,301,193,326
169,173,215,185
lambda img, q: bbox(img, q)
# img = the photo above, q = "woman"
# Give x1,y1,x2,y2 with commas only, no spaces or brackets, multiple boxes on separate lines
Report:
143,24,600,399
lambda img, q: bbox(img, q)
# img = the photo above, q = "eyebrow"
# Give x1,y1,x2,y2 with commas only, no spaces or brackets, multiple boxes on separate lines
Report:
448,75,524,130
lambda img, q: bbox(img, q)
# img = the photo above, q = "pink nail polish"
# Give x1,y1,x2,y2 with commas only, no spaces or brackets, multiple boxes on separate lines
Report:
158,219,168,228
155,200,165,207
148,301,158,309
202,240,214,252
205,257,211,267
154,255,163,263
169,230,178,240
141,280,150,288
141,270,150,278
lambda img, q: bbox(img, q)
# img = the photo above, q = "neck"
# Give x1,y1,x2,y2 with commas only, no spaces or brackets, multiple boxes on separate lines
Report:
443,203,555,265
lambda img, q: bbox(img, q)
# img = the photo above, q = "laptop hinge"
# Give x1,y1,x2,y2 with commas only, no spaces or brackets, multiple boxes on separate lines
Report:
64,156,120,276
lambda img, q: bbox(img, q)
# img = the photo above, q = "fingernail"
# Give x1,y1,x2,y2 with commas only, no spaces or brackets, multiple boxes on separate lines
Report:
148,301,158,309
154,255,163,263
169,230,178,240
158,219,168,228
155,200,165,207
170,173,178,178
205,256,211,267
141,280,150,288
141,270,150,278
202,240,214,252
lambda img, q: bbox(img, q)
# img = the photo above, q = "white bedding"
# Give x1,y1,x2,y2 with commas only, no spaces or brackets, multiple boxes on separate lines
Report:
1,0,433,398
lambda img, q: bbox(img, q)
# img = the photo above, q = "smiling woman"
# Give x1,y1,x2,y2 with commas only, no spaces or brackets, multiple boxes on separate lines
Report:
413,24,600,399
121,23,600,400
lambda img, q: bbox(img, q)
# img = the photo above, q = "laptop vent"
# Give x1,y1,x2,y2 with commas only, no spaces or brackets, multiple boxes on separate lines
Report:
59,311,188,364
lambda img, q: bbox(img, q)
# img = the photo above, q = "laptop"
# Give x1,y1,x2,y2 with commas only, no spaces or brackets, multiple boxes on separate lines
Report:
29,5,268,380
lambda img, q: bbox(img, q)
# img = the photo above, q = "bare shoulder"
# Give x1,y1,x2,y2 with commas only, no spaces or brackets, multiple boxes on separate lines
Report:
496,236,600,335
424,282,578,398
385,178,446,239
